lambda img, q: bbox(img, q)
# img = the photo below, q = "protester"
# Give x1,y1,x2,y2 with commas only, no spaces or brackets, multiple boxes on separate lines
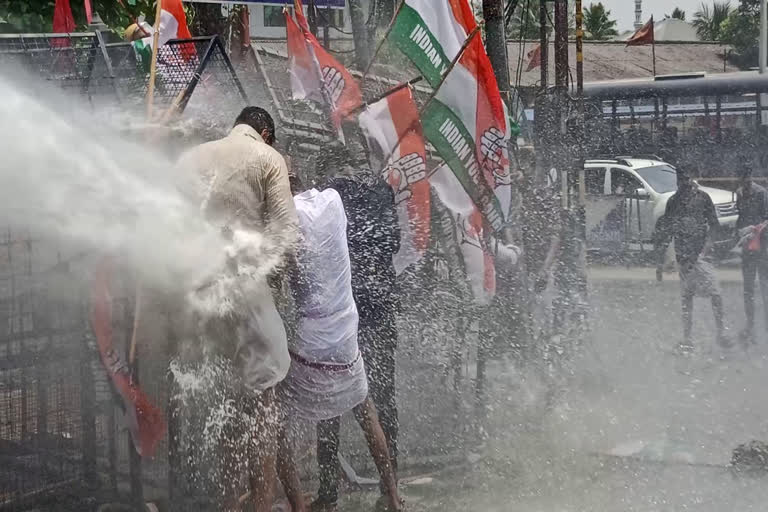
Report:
276,174,403,512
176,106,297,512
318,140,402,506
735,164,768,344
654,166,730,352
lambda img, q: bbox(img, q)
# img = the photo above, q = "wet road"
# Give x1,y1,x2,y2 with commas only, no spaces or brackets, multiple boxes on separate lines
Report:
339,266,768,511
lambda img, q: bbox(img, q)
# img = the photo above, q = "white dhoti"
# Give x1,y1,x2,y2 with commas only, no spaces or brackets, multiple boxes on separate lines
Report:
279,351,368,422
279,188,368,421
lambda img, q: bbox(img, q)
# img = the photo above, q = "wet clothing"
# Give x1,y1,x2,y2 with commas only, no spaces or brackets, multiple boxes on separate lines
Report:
737,183,768,232
177,124,298,392
742,252,768,330
279,188,368,421
320,175,401,502
326,176,401,320
679,258,720,298
737,183,768,331
656,187,719,266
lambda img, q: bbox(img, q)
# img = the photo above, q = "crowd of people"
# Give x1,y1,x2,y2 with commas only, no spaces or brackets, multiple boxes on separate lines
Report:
653,160,768,352
172,105,433,512
166,100,587,511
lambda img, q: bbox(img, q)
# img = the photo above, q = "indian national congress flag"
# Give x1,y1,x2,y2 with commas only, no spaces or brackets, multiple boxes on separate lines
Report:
391,0,513,232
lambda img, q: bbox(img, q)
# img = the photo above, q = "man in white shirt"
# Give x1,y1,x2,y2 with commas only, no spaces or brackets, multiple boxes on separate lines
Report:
275,175,403,512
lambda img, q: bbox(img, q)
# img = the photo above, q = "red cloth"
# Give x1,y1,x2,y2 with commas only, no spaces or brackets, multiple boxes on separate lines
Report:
90,260,166,457
53,0,76,33
748,222,768,252
626,17,654,46
84,0,93,25
290,0,363,126
525,44,542,72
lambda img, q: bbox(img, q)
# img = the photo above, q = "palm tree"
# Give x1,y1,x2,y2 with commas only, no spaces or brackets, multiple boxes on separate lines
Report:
692,1,731,41
666,8,686,20
506,0,548,40
582,2,618,40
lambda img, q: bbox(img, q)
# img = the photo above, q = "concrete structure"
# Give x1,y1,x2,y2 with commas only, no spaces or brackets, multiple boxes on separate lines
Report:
634,0,643,30
247,0,367,39
507,40,735,88
618,18,700,42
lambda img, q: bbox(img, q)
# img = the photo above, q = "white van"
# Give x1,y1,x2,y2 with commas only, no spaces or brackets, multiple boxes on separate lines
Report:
583,157,738,255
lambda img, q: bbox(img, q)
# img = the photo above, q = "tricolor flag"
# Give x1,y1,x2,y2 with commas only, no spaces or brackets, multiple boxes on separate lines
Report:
430,164,495,304
359,86,430,275
286,0,362,128
132,0,194,71
390,0,512,234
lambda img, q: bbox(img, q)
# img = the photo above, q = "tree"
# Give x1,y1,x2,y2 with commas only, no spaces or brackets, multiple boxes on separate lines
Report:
720,0,761,66
505,0,551,40
0,0,154,34
692,1,732,41
582,2,618,40
665,8,687,20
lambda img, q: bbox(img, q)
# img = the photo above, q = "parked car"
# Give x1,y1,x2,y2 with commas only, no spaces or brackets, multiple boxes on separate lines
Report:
583,157,738,256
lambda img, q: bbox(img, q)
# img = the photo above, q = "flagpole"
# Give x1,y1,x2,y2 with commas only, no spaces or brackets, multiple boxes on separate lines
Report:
651,34,656,76
361,0,405,81
418,24,483,116
146,0,163,119
349,75,422,115
380,23,483,167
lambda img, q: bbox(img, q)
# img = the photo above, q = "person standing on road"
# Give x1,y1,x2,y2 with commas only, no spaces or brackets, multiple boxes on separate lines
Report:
736,164,768,344
317,142,402,510
276,175,403,512
176,107,298,512
654,166,730,352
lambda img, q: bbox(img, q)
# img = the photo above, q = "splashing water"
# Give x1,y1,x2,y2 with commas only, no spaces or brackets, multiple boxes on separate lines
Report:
0,75,281,296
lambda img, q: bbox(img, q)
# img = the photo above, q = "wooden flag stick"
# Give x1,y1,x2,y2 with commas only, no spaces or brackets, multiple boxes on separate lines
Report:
379,23,483,166
348,75,422,116
418,23,481,116
361,0,406,82
146,0,164,119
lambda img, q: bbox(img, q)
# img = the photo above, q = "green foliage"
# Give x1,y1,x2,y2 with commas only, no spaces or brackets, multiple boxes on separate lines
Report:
0,0,154,34
666,8,687,20
582,2,618,40
506,0,550,40
691,1,731,41
716,0,763,67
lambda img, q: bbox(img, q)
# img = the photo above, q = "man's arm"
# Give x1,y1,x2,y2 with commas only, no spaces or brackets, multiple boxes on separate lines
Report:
736,189,747,230
262,152,299,256
653,199,675,279
701,194,719,257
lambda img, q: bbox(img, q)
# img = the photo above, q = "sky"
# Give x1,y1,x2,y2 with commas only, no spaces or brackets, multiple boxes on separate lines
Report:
601,0,703,32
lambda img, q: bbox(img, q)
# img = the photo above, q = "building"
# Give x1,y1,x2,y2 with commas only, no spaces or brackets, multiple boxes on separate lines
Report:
617,17,700,42
507,40,735,89
247,0,366,39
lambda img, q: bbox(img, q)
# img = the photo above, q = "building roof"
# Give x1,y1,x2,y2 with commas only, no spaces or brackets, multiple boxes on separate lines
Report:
616,18,700,42
507,40,736,88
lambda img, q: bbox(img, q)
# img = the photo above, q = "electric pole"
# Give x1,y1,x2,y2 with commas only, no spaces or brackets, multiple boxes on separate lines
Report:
482,0,510,97
553,0,568,89
539,0,548,91
349,0,371,69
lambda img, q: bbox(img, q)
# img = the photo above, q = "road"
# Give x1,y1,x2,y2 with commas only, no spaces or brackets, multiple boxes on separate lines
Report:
337,266,768,511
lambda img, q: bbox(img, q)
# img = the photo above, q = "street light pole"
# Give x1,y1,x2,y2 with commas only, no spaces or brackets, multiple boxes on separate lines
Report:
761,0,767,74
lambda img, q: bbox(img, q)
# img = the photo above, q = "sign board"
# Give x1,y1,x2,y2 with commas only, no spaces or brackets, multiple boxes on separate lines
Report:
186,0,346,7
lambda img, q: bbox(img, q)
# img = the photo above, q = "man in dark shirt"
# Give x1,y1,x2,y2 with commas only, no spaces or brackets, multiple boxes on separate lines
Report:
655,167,729,351
736,165,768,343
313,144,402,511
